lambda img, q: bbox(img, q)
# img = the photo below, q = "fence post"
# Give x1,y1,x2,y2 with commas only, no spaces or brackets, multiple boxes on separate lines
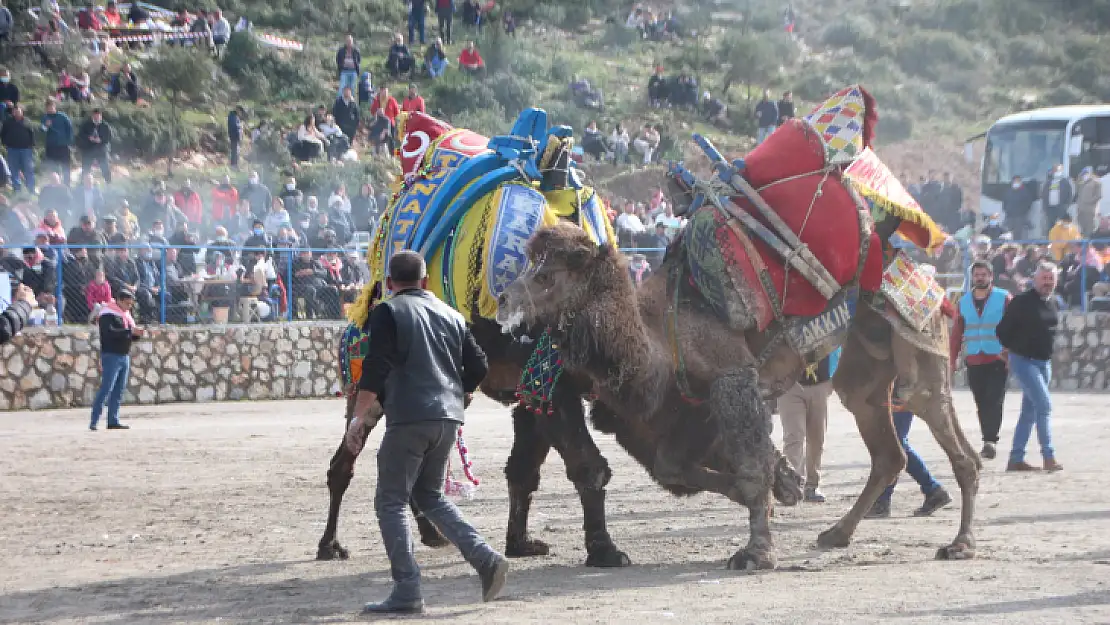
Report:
54,245,63,325
159,248,167,324
286,253,294,321
1081,239,1089,313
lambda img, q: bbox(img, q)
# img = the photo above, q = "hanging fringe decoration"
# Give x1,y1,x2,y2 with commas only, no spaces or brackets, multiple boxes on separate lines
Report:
444,427,480,499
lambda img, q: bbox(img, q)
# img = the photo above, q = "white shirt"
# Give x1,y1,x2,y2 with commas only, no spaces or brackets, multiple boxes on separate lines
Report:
615,213,646,234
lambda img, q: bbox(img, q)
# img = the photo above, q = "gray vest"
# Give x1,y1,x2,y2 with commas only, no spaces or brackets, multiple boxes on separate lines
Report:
382,289,468,427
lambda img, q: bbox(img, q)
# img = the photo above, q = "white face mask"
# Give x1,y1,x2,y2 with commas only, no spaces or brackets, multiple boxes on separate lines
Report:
249,176,259,185
1012,181,1022,189
286,183,295,191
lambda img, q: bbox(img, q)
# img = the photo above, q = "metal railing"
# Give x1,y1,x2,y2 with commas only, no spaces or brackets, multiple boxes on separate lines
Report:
2,243,366,326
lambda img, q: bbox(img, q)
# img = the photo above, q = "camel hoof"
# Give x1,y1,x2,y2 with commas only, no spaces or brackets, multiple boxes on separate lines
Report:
316,540,350,561
935,538,976,561
727,549,776,572
772,457,803,507
585,546,632,568
816,526,852,549
505,538,551,558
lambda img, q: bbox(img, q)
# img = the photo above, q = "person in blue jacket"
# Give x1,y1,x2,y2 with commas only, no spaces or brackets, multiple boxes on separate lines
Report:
41,97,73,185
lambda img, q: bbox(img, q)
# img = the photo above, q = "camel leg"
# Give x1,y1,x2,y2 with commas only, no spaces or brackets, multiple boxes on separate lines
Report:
818,326,905,549
316,391,447,561
546,386,630,568
903,350,981,561
504,403,553,558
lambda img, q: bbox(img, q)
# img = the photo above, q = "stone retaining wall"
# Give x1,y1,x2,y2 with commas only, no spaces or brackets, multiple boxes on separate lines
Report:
0,322,346,411
2,311,1109,411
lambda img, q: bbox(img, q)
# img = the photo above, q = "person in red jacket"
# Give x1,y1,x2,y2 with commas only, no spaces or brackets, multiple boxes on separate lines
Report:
174,179,204,233
458,40,484,74
370,87,400,123
211,174,239,225
402,84,425,113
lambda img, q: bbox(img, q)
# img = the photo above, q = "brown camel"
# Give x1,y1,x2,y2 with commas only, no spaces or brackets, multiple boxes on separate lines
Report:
495,221,981,569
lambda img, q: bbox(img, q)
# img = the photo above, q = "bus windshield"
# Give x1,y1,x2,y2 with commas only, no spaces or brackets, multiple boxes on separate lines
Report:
983,120,1068,186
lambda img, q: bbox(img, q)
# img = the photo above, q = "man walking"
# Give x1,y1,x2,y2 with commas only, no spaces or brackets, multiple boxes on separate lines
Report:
41,97,73,185
997,262,1062,472
950,261,1011,460
866,386,952,518
90,289,142,431
345,251,508,614
779,349,837,503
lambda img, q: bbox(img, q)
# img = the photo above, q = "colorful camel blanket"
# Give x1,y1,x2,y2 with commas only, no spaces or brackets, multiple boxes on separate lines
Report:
370,114,615,323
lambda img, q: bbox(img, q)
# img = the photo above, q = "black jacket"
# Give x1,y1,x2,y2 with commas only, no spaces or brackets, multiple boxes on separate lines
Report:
0,82,19,105
98,310,135,355
359,288,488,426
0,117,34,149
77,119,113,153
336,45,361,76
0,300,30,345
996,288,1058,361
333,97,360,134
21,258,56,297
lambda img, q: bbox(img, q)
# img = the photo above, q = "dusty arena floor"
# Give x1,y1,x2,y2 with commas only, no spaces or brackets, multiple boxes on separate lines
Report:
1,392,1108,624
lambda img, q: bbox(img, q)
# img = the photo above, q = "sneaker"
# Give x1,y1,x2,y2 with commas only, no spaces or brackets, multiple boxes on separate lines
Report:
980,442,996,460
865,499,891,519
803,487,826,503
361,598,425,614
1043,459,1064,472
88,425,97,431
913,487,952,517
1006,461,1040,472
106,423,130,430
480,554,509,602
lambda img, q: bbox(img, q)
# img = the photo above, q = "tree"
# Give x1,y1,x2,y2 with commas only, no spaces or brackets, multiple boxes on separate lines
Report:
143,47,216,175
719,31,790,110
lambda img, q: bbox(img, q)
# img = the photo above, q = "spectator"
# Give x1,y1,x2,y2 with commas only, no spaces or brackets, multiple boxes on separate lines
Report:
77,108,112,183
628,253,652,286
609,123,630,165
0,67,19,113
291,248,333,318
241,171,273,219
1003,176,1035,240
189,9,212,48
754,90,778,144
402,84,426,113
569,75,603,110
278,177,303,214
328,196,354,244
424,37,450,78
135,244,161,314
320,249,358,309
647,66,668,108
85,267,112,316
38,208,66,244
39,173,72,221
73,172,105,219
409,0,427,45
126,0,148,25
294,115,327,161
243,218,273,254
1,106,35,193
239,248,275,320
653,202,684,239
41,97,74,186
115,200,139,241
352,182,379,233
308,212,337,249
1048,214,1080,261
211,175,239,225
174,179,204,230
980,214,1007,241
334,87,360,145
370,87,400,138
102,0,121,26
777,91,795,125
702,91,727,124
461,0,481,30
223,199,254,242
67,214,107,262
62,247,95,323
387,33,416,79
0,1,12,44
204,225,236,267
1041,164,1073,232
458,40,485,75
20,246,57,311
358,72,374,106
614,201,646,248
645,222,670,267
336,35,361,97
264,197,291,236
673,71,697,110
227,105,244,170
211,9,231,52
312,104,329,129
1076,166,1102,236
632,124,659,165
329,184,352,214
502,9,516,35
581,121,606,162
111,63,139,103
319,114,350,160
105,244,146,316
435,0,454,43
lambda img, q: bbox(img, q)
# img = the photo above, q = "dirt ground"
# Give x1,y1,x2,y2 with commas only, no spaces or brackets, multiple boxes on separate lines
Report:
1,391,1108,624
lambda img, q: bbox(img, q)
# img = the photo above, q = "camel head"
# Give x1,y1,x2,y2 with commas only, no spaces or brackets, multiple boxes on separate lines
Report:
496,222,630,332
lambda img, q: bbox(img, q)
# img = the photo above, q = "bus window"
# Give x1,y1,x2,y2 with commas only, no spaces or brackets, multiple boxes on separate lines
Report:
983,121,1068,185
1092,117,1110,177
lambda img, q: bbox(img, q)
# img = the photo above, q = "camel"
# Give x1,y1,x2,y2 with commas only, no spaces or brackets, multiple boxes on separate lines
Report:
495,220,981,569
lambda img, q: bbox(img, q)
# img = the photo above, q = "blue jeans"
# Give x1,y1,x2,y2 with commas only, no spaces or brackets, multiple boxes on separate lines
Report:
90,352,130,427
337,70,358,98
408,10,426,45
756,126,775,145
1008,354,1055,463
878,411,941,504
375,421,497,602
7,147,34,192
427,56,447,77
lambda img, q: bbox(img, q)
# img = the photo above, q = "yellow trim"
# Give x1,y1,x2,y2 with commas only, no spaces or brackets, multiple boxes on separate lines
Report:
852,182,946,250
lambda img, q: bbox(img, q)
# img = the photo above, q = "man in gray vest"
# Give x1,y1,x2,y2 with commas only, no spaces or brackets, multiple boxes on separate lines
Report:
345,250,507,614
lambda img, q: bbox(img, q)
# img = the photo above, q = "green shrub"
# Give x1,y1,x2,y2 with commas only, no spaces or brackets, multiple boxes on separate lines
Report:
427,78,500,116
562,3,591,30
486,72,539,119
894,30,983,81
1043,85,1088,107
819,17,876,50
222,31,330,102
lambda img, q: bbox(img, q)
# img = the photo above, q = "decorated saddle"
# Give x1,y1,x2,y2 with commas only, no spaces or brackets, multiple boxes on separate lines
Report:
672,85,947,340
369,110,616,323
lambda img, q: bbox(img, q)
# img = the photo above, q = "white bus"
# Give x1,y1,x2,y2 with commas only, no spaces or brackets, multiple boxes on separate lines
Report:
976,105,1110,237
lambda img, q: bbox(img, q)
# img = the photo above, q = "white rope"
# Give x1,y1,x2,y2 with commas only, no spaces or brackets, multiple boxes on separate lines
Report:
779,170,832,309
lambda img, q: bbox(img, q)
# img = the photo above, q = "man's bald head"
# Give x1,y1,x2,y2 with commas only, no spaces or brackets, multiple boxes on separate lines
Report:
389,250,427,288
